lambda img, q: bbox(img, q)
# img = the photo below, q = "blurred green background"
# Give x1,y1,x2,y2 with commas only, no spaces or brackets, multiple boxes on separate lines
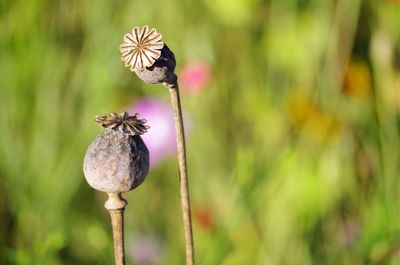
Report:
1,0,400,264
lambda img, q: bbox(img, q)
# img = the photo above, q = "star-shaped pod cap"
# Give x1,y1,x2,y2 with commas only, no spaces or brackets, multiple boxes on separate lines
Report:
120,25,164,71
120,26,178,88
95,112,149,135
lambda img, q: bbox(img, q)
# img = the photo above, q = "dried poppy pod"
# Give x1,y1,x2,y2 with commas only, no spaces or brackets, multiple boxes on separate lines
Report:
83,112,150,265
83,112,150,193
120,25,177,88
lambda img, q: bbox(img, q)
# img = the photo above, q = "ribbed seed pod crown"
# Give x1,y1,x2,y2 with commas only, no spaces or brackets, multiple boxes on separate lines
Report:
120,25,177,87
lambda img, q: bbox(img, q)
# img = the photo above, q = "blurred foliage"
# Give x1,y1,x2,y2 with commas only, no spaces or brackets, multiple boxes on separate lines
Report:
1,0,400,264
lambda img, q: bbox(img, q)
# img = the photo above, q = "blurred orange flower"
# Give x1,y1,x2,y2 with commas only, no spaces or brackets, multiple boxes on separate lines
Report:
342,60,372,97
194,206,214,230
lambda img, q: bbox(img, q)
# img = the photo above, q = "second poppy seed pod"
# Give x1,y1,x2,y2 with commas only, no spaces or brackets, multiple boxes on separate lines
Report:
119,26,178,87
83,112,150,193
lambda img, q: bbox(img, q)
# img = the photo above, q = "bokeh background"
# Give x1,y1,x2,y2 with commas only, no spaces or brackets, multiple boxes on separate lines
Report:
1,0,400,264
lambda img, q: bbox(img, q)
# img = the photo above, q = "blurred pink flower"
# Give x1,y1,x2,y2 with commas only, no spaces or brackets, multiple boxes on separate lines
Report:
127,233,164,265
128,98,191,168
179,61,211,93
128,99,175,167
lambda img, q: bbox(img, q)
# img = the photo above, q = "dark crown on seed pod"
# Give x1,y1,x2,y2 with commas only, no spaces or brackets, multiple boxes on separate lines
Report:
95,112,149,136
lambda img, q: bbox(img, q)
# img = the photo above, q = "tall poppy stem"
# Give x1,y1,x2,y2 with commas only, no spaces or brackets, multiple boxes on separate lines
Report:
167,83,195,265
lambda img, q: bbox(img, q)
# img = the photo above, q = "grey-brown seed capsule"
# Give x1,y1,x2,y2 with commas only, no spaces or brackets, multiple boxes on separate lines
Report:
134,44,178,87
83,128,149,193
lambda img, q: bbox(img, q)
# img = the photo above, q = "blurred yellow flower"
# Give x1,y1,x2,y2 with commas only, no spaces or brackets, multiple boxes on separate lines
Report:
287,94,341,143
342,60,372,97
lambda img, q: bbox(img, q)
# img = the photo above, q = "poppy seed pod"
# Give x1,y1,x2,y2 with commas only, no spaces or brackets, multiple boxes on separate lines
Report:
119,25,178,87
83,112,150,193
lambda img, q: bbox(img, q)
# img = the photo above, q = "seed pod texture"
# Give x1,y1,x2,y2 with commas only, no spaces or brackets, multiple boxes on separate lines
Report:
83,129,149,193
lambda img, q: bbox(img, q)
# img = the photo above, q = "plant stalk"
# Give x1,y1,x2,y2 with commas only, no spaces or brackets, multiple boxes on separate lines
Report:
167,83,195,265
105,193,127,265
